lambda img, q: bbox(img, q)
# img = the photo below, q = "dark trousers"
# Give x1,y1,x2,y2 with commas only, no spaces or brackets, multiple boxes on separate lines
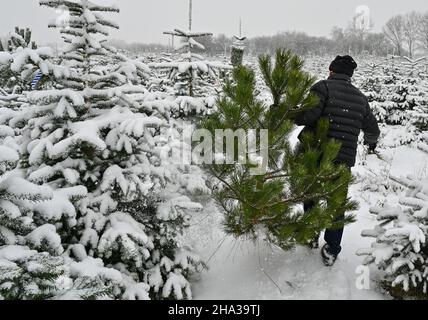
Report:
296,140,351,256
304,179,349,256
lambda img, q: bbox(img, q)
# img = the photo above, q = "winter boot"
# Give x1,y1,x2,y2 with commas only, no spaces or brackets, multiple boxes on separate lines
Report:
321,244,338,266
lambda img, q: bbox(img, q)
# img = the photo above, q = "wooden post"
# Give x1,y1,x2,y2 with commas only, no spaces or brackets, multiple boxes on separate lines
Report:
189,0,193,31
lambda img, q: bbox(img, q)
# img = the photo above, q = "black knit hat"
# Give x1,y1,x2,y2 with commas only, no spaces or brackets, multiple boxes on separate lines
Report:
329,55,358,77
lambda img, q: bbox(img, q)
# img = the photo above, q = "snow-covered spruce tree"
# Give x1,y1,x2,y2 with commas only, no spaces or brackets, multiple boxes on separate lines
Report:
354,56,427,131
357,134,428,299
358,175,428,298
361,70,426,137
401,56,426,78
0,26,59,93
200,50,356,248
24,0,204,300
355,60,390,122
0,27,37,53
150,30,229,117
149,0,231,117
389,77,425,126
0,26,75,139
373,58,428,132
0,26,89,300
353,61,417,147
0,119,64,300
408,78,428,131
0,123,112,300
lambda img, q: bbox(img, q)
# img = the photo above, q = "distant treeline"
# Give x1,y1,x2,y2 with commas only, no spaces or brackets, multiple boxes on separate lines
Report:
110,10,428,58
108,39,170,55
110,31,393,57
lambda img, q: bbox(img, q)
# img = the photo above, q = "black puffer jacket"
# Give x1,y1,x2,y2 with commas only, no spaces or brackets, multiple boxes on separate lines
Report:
295,73,380,167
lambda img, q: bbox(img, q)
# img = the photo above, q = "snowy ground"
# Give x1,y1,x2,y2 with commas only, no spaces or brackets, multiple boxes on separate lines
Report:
185,128,428,300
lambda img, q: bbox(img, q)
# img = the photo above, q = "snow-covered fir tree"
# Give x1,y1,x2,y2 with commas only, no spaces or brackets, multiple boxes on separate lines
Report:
149,0,231,117
0,30,58,97
358,137,428,298
3,0,205,300
388,77,425,127
356,60,389,121
0,113,66,299
408,79,428,131
0,27,37,53
401,56,426,78
0,24,89,300
356,57,428,141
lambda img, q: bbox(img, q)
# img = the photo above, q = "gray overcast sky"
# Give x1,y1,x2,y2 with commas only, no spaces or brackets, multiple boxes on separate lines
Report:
1,0,428,45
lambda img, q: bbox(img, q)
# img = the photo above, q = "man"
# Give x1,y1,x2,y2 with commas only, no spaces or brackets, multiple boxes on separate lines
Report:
294,55,380,266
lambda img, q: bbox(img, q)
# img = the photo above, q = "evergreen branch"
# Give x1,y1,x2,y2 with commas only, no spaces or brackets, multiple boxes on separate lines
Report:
208,166,259,211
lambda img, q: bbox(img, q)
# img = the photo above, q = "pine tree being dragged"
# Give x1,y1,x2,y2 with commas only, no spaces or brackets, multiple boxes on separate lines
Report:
200,50,356,249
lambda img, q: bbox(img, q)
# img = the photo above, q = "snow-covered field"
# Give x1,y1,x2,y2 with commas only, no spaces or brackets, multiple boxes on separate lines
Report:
186,132,427,300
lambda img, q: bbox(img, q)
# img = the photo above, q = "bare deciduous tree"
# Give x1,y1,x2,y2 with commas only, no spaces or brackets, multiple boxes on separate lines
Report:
383,15,405,56
418,12,428,52
403,11,421,58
